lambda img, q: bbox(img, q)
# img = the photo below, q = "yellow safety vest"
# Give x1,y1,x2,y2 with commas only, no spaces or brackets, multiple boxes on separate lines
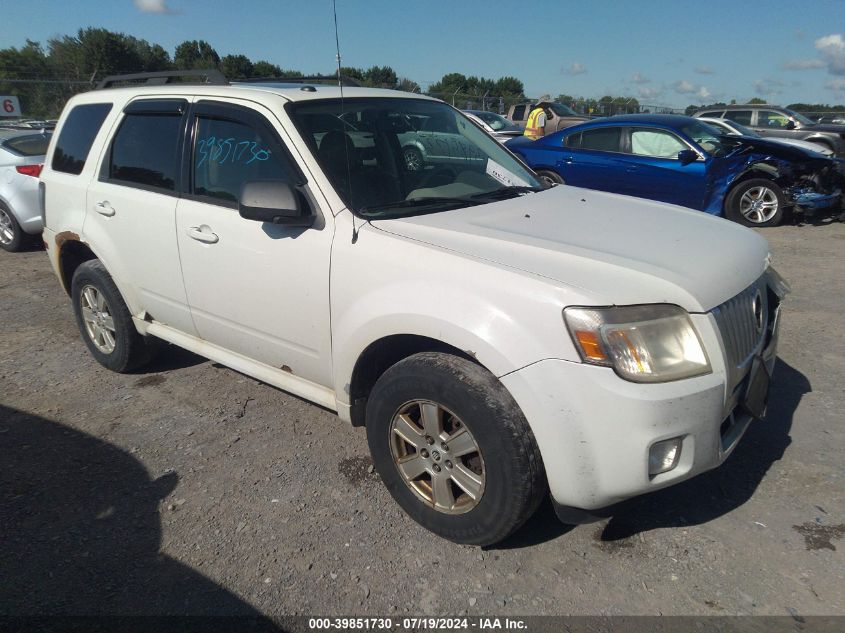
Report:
523,107,545,139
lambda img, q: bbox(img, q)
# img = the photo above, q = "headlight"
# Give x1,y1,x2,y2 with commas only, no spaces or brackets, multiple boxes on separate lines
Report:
564,304,711,383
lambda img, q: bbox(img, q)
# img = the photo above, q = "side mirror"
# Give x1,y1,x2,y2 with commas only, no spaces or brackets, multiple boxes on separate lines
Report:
677,149,700,165
239,180,314,227
786,120,796,130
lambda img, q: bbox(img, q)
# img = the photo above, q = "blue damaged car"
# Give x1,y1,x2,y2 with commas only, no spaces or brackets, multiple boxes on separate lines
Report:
506,114,843,227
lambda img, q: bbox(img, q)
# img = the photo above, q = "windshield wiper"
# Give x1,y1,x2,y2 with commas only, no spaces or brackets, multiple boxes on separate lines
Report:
469,186,542,201
359,196,479,215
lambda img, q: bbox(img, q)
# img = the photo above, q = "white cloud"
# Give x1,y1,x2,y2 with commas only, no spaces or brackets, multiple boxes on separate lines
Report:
672,80,697,94
631,72,650,84
562,63,587,76
694,66,714,75
696,86,711,99
637,86,663,100
782,58,826,70
134,0,178,14
815,33,845,74
753,77,787,97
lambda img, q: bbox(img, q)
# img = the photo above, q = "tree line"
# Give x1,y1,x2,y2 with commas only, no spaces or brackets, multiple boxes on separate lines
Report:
2,27,843,119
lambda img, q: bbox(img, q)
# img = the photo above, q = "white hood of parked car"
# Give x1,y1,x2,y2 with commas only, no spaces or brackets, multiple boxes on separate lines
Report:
370,185,770,312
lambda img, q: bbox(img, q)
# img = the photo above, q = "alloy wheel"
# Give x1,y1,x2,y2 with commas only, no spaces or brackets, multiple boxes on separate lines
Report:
389,399,485,514
739,186,780,224
0,207,14,245
79,285,117,354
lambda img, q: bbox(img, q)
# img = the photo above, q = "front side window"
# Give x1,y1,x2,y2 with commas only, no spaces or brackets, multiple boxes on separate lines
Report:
107,112,181,191
758,110,790,128
629,128,686,158
52,103,112,175
191,115,291,204
725,110,752,125
288,98,540,218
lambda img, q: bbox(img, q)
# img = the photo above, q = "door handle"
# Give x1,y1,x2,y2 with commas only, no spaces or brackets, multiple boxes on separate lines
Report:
186,226,219,244
94,201,115,217
557,156,574,166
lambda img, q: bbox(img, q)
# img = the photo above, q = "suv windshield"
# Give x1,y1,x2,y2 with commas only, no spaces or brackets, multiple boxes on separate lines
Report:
288,98,541,219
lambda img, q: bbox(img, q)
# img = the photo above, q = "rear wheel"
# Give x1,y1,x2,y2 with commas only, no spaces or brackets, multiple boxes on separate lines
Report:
725,178,786,227
535,169,564,187
71,260,157,372
366,352,546,546
0,203,28,252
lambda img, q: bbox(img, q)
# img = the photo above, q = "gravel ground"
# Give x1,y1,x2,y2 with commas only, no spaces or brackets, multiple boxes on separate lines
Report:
1,216,844,619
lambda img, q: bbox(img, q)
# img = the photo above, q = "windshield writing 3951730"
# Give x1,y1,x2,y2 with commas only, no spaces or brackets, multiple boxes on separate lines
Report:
196,137,271,167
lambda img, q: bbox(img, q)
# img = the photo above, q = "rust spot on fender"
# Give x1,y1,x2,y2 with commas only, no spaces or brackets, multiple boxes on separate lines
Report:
280,365,293,374
55,231,81,248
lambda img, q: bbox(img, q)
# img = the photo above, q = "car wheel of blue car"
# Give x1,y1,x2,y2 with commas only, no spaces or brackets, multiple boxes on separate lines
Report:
726,179,786,228
403,147,424,172
536,170,564,187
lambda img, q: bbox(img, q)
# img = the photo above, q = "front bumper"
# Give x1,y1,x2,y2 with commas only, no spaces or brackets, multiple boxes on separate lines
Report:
500,282,782,519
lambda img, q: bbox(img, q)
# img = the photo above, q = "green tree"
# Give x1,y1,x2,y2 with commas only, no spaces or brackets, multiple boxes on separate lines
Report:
220,54,253,79
126,37,171,71
747,97,767,104
397,77,420,93
48,28,144,80
495,76,524,97
364,65,397,88
174,40,220,70
0,40,55,116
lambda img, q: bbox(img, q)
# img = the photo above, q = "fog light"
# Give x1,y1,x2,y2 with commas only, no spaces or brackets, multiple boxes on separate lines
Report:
648,437,683,476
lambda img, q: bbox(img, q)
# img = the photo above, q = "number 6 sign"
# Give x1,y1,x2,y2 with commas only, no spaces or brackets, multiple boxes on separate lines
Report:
1,96,22,117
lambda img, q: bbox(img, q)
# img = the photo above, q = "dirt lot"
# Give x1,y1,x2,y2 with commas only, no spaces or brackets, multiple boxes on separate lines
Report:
1,216,844,618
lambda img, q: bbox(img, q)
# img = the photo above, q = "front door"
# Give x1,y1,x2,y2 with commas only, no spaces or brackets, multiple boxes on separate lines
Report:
175,100,334,387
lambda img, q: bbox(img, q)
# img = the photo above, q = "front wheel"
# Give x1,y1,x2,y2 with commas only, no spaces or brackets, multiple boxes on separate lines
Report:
366,352,546,546
725,178,786,227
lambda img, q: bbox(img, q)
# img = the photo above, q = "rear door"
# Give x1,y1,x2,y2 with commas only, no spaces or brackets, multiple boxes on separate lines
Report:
557,126,626,192
175,99,334,387
83,98,196,334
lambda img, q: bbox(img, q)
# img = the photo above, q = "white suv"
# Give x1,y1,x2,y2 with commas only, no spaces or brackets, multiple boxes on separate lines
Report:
40,73,786,545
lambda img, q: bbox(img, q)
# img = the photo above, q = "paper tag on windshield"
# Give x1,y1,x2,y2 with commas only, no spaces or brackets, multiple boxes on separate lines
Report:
486,159,530,188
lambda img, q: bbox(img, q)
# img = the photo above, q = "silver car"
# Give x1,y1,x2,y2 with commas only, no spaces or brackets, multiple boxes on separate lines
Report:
0,128,51,251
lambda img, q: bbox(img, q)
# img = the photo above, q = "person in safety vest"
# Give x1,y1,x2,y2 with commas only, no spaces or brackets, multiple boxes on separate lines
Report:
523,101,551,140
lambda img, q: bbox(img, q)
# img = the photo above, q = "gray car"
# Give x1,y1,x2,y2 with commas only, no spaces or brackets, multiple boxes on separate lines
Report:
0,128,51,251
693,104,845,157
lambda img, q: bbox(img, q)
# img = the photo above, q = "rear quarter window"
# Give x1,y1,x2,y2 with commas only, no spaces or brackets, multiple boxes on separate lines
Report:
3,134,52,157
51,103,113,175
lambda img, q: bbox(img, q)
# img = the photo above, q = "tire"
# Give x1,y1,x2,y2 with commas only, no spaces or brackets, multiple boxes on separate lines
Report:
366,352,546,546
71,260,156,373
0,202,29,253
403,147,424,172
725,178,786,227
535,169,564,187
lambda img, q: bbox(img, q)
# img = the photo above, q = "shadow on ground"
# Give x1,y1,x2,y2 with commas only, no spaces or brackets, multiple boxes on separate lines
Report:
0,404,278,623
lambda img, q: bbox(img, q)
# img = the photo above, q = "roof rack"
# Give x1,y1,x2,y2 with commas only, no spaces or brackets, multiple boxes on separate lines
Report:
235,75,362,88
96,69,228,90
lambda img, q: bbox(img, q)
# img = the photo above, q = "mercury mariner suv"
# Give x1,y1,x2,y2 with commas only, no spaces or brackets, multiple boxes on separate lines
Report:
40,71,787,545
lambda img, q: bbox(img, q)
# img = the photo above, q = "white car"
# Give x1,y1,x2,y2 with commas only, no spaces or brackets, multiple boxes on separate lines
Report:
40,74,785,545
699,117,834,156
463,110,524,143
0,128,51,251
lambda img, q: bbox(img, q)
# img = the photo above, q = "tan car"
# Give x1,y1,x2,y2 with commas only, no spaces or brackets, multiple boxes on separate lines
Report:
506,102,588,136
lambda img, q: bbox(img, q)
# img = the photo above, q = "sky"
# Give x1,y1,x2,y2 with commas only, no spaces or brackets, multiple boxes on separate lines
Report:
2,0,845,108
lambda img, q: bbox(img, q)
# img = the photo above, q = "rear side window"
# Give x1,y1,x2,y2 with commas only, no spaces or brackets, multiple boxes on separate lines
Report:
511,105,527,121
701,110,724,119
572,127,622,152
2,133,52,157
51,103,112,175
107,112,182,191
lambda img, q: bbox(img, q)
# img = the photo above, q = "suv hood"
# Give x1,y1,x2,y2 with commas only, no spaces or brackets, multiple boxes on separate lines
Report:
370,186,770,312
